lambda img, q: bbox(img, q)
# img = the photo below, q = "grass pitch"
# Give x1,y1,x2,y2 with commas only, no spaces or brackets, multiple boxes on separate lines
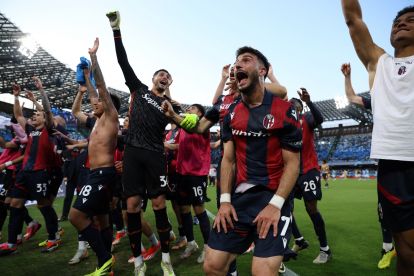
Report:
0,179,397,275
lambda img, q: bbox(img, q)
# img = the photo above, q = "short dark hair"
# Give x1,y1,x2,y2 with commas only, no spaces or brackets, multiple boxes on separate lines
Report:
290,97,303,110
110,93,121,112
236,46,270,79
191,103,205,118
394,6,414,22
153,69,170,77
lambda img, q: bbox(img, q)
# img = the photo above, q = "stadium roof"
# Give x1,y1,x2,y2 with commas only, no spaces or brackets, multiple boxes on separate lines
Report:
0,12,372,124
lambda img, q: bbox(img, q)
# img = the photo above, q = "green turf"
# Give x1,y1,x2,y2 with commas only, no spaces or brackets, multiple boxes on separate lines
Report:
0,179,397,275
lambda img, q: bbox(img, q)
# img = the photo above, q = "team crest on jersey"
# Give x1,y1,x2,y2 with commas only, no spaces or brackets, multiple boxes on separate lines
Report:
262,114,275,129
230,112,235,120
398,66,407,76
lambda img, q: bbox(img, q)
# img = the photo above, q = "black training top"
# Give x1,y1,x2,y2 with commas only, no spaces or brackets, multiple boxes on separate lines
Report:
113,30,181,152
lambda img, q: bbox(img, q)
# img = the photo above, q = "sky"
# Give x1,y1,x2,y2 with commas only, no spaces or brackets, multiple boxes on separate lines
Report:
2,0,413,106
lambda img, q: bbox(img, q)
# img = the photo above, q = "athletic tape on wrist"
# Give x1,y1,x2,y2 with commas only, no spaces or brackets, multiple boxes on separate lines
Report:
269,195,285,209
220,193,231,203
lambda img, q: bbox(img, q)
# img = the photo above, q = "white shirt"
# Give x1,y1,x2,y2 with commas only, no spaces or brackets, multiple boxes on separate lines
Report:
370,53,414,161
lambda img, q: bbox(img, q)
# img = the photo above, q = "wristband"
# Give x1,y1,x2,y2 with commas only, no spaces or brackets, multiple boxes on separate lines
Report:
5,161,13,167
220,193,231,203
269,195,285,209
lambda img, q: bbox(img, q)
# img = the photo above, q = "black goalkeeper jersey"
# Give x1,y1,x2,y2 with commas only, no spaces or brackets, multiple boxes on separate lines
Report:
114,30,181,152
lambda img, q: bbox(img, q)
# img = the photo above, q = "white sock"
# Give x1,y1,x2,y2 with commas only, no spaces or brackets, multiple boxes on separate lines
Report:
17,234,22,240
134,255,143,267
141,243,145,251
320,245,330,251
383,242,393,252
188,240,196,246
149,233,158,246
162,252,171,263
28,220,37,227
78,241,87,251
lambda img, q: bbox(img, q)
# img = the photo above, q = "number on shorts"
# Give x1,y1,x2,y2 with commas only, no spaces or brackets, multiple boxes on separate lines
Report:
192,186,203,197
160,176,168,187
79,185,92,197
0,188,6,196
280,215,291,237
304,180,316,192
36,183,47,193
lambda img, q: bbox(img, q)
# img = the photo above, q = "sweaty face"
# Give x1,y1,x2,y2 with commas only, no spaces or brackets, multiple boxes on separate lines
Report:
186,105,200,116
234,53,264,94
93,101,104,117
153,71,172,92
32,111,46,127
391,12,414,47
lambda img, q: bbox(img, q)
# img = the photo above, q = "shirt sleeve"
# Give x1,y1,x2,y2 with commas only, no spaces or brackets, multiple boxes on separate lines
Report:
361,96,371,110
204,95,223,124
113,30,145,94
221,112,233,143
279,104,302,152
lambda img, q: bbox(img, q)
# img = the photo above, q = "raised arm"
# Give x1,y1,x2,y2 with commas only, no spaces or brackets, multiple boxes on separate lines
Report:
33,76,54,129
106,11,142,92
341,0,384,77
12,84,26,129
212,64,231,105
265,64,288,100
25,90,43,111
71,85,88,124
89,38,118,120
341,63,364,107
298,88,324,127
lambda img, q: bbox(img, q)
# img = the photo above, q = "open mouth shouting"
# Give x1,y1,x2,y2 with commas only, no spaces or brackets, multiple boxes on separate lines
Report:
236,71,248,87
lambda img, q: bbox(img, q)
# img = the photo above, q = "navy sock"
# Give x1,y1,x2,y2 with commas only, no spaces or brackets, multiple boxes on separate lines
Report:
0,202,8,230
181,212,194,242
310,212,328,248
80,223,111,267
127,212,142,257
8,207,24,244
196,211,210,244
381,225,393,244
23,206,33,225
39,206,58,240
101,226,113,253
154,208,172,253
291,215,303,239
178,225,185,237
111,204,124,231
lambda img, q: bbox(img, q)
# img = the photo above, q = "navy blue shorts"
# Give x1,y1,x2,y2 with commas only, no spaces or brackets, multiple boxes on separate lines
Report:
73,167,116,217
377,159,414,233
177,174,208,206
294,169,322,201
0,169,15,201
208,186,293,257
12,170,51,201
49,167,63,198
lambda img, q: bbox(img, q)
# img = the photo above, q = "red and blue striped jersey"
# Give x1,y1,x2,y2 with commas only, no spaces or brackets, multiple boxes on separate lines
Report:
222,91,302,191
22,126,55,171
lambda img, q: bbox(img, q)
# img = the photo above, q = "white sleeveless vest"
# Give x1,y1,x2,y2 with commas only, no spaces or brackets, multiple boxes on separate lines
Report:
370,53,414,161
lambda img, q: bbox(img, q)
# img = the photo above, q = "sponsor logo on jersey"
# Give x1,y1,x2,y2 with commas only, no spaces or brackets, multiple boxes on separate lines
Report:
142,94,164,112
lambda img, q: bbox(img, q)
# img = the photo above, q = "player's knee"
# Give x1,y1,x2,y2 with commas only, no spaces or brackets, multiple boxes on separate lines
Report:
151,196,166,210
203,255,225,275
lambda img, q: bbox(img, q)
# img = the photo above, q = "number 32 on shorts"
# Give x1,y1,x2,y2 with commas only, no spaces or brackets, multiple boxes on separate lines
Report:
160,176,168,187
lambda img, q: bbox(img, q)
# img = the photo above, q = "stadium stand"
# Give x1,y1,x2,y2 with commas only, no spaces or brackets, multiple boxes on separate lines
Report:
0,12,377,175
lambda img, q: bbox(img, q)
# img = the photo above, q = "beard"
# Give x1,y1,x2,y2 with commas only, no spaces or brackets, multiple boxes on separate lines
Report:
239,70,260,96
